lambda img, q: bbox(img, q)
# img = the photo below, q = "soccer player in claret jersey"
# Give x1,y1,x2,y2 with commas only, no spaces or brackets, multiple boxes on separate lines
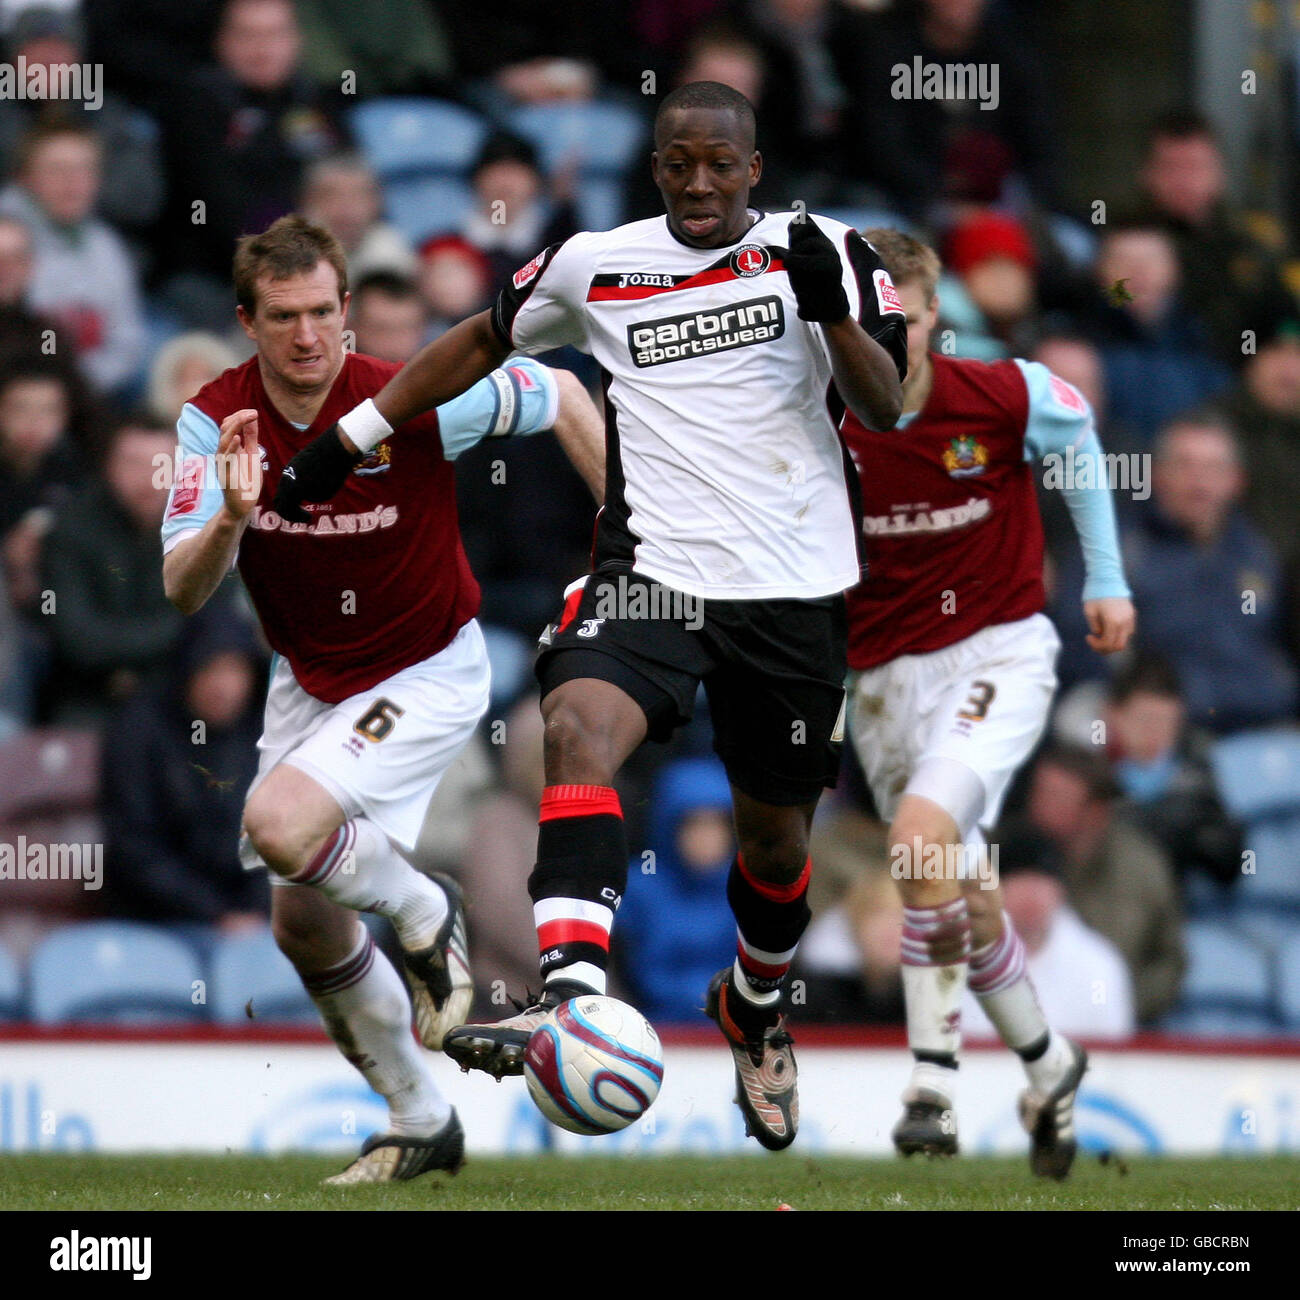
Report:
161,216,604,1182
839,229,1136,1178
274,83,909,1150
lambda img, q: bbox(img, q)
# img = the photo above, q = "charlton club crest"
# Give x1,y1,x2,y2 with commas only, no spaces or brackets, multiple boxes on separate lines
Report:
731,244,770,277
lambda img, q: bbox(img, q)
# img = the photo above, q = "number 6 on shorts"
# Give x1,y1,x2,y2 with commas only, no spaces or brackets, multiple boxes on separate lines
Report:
354,697,405,742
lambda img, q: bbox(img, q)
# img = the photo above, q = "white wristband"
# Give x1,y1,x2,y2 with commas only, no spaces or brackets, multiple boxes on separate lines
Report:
338,398,394,454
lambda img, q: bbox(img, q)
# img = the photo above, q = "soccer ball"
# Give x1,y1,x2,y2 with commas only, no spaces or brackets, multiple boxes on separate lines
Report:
523,996,664,1135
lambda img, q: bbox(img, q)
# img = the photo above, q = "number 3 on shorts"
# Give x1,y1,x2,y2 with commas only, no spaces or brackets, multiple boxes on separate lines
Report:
354,697,405,742
956,680,996,722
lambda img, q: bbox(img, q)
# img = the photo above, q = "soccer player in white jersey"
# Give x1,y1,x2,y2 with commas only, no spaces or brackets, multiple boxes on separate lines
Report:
839,230,1136,1177
162,217,603,1182
275,82,909,1150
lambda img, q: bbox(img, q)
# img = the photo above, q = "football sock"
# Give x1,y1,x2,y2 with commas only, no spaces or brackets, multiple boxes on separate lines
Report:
289,819,448,951
302,926,451,1137
1023,1032,1076,1093
967,911,1040,1044
726,855,812,1012
901,896,971,1067
530,784,627,995
907,1058,958,1109
967,911,1073,1092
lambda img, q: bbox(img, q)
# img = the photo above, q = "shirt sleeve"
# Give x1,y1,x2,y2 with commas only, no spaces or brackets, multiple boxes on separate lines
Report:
436,357,561,460
1016,359,1131,602
490,235,592,355
160,402,225,555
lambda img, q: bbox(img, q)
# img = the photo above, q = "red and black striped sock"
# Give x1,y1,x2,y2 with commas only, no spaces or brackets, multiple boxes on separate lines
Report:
726,854,812,1013
530,784,628,995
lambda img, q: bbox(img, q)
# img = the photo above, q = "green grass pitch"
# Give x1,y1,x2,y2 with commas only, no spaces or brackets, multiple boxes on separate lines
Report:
1,1153,1297,1211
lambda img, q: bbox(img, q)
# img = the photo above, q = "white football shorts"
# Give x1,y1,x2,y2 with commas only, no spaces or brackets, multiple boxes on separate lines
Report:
847,612,1060,836
240,618,491,869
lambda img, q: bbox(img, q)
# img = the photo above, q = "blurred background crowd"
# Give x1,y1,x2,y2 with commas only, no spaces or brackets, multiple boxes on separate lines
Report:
2,0,1300,1040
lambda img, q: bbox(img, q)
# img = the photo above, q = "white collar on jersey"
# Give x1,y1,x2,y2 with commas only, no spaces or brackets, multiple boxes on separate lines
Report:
664,208,765,251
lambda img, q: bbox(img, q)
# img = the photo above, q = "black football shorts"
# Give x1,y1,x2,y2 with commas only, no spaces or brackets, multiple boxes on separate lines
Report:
535,568,848,806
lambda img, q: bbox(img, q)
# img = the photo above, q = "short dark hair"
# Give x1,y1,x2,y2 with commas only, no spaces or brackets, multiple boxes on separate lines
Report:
1153,408,1241,465
106,411,171,447
472,129,540,179
352,271,420,305
233,215,348,316
654,80,756,152
1110,651,1183,704
1035,743,1121,803
0,359,70,401
1147,107,1218,149
994,821,1066,879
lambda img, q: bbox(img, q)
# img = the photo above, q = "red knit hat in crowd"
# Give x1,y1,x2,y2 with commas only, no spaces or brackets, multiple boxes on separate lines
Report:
944,212,1037,276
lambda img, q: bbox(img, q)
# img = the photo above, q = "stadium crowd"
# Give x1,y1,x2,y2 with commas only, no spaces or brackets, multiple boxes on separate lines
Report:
1,0,1299,1038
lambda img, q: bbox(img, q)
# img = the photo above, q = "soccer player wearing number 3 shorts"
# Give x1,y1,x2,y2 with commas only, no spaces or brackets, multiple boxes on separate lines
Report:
840,231,1136,1178
273,83,909,1151
161,217,605,1182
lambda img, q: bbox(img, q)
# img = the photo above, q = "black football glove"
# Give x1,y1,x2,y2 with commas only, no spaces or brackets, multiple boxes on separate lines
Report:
273,425,362,523
785,215,850,322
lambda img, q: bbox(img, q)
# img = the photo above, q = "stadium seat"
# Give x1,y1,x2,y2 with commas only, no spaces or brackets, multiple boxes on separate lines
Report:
1209,729,1300,907
505,100,646,231
382,174,477,246
210,928,318,1024
1234,817,1300,908
347,99,489,243
1159,1005,1281,1037
1279,944,1300,1027
0,729,102,916
506,100,645,178
0,941,23,1020
1043,212,1098,271
1209,728,1300,822
28,922,207,1024
0,728,100,822
1233,910,1300,964
479,623,533,711
575,178,628,238
348,98,489,181
1162,919,1280,1034
1179,920,1271,1003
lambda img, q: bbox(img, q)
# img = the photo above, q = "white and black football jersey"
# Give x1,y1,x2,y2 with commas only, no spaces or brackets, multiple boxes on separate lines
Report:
493,209,907,601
